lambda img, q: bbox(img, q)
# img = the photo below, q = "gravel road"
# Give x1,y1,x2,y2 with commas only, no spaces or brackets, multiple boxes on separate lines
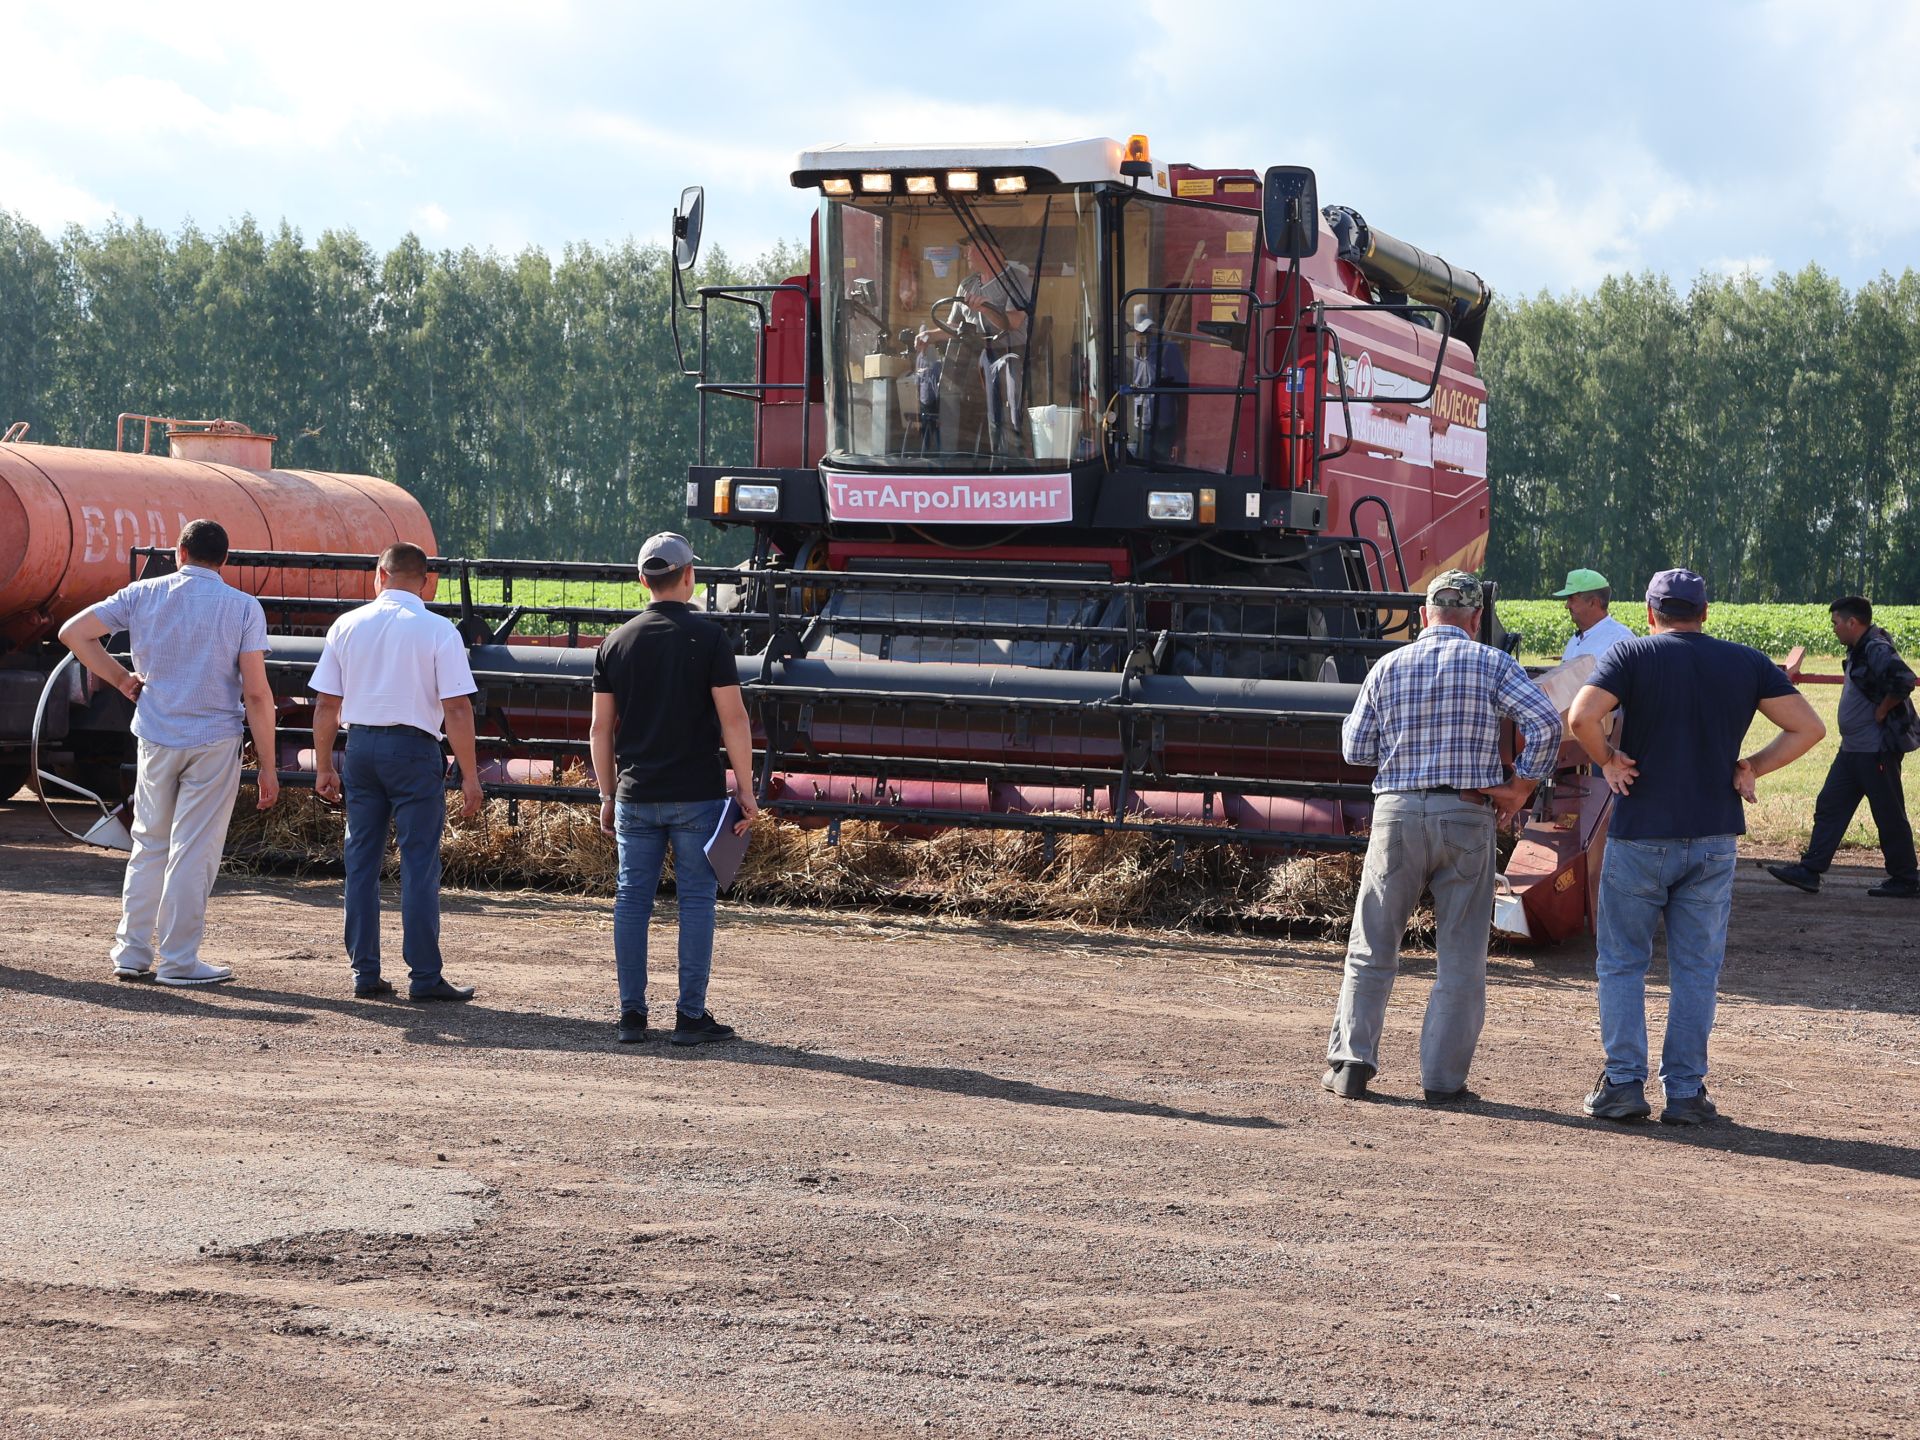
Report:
1,805,1915,1438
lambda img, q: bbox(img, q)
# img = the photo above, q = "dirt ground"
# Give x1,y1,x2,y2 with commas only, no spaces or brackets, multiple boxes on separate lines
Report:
1,802,1916,1439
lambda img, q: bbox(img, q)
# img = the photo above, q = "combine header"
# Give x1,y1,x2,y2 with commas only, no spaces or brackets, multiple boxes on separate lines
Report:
8,136,1612,943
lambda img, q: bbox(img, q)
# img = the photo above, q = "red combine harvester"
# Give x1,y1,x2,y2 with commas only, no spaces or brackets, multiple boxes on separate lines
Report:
5,137,1611,943
658,136,1609,941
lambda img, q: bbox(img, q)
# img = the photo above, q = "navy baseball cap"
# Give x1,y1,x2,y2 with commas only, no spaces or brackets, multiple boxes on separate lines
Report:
638,531,699,577
1646,567,1708,616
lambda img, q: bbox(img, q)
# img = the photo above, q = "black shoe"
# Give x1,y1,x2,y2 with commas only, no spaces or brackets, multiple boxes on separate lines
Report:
1765,863,1820,894
1583,1073,1652,1121
669,1010,736,1046
1867,877,1919,899
1423,1085,1481,1105
1321,1060,1375,1100
354,978,396,999
1660,1089,1722,1126
617,1008,650,1044
409,979,476,1003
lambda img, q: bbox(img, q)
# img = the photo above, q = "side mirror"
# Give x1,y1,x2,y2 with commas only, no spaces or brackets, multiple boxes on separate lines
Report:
674,186,705,272
1261,166,1320,260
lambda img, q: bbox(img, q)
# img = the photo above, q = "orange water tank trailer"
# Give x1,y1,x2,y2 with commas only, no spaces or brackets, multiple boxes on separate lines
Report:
0,419,437,651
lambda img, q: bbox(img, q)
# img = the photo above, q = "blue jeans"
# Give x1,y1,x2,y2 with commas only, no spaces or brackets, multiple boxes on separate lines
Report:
1595,835,1738,1098
614,798,727,1016
342,727,448,985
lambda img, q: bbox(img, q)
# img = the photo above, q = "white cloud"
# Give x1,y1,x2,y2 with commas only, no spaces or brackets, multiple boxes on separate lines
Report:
413,203,452,236
0,151,115,230
569,112,796,194
1756,0,1920,248
1707,254,1774,280
1471,149,1697,292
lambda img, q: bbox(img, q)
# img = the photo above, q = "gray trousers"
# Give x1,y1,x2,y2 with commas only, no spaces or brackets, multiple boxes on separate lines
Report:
111,735,243,975
1326,791,1499,1092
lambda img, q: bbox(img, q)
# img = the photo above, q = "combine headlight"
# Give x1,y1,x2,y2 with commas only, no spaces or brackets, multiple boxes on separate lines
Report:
860,172,893,194
905,175,937,195
715,477,780,516
821,177,853,196
1147,490,1195,522
945,170,979,192
993,175,1027,194
733,483,780,514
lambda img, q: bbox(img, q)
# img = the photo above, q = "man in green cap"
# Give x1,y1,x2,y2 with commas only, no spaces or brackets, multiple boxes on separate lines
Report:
1553,567,1633,665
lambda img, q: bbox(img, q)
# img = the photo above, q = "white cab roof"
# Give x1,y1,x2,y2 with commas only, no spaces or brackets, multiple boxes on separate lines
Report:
792,138,1171,195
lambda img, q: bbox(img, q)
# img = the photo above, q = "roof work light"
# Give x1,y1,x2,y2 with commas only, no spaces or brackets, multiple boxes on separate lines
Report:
821,177,853,196
945,170,979,192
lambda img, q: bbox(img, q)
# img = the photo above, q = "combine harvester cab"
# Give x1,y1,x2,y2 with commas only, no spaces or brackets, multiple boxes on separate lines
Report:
663,136,1612,942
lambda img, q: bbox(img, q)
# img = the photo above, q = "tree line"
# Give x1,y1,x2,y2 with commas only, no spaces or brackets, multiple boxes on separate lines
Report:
1481,269,1920,603
3,214,1917,599
0,213,797,563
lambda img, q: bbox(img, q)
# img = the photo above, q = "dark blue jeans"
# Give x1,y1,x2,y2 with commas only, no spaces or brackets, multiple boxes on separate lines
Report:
342,727,447,986
614,798,726,1017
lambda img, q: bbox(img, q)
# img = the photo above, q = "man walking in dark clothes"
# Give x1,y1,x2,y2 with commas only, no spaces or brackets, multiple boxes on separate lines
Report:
589,533,758,1046
1766,596,1918,899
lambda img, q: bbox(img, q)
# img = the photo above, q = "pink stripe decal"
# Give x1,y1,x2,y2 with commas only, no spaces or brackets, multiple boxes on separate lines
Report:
823,473,1073,524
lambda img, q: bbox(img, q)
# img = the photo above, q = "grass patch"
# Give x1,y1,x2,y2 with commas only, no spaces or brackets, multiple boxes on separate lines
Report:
451,579,705,636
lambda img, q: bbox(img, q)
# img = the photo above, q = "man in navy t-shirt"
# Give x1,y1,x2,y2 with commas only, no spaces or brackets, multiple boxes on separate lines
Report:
1567,568,1824,1126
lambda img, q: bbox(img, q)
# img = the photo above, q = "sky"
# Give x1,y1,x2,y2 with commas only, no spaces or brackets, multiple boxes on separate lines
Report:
3,0,1918,298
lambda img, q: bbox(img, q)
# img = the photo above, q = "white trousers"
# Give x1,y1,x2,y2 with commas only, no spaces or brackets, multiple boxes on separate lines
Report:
111,736,243,974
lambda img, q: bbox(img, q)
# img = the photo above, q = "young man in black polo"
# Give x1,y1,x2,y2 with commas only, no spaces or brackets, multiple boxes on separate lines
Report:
589,533,758,1045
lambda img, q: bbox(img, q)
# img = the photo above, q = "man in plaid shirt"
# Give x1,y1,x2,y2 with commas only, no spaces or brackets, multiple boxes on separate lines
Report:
1323,570,1562,1104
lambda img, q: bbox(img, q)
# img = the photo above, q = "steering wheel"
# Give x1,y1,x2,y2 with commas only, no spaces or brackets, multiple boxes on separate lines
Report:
930,291,1007,341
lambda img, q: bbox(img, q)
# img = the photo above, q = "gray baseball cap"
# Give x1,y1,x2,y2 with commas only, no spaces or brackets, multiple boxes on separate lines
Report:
1425,569,1485,608
637,531,699,577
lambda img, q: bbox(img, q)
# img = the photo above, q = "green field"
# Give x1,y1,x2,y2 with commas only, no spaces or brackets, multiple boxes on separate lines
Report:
456,578,702,634
1500,599,1920,658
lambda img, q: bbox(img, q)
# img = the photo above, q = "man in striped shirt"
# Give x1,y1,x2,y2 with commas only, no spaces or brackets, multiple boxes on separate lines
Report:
1323,570,1563,1104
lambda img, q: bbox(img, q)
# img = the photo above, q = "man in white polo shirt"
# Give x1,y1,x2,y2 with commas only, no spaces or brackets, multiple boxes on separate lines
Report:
311,543,482,1002
1554,567,1634,665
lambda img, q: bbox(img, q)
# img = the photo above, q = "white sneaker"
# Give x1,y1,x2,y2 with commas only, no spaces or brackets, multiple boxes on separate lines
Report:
112,963,155,983
156,960,234,987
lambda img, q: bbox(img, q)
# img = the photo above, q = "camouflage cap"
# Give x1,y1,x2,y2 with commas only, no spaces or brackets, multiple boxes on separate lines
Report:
1425,569,1484,608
